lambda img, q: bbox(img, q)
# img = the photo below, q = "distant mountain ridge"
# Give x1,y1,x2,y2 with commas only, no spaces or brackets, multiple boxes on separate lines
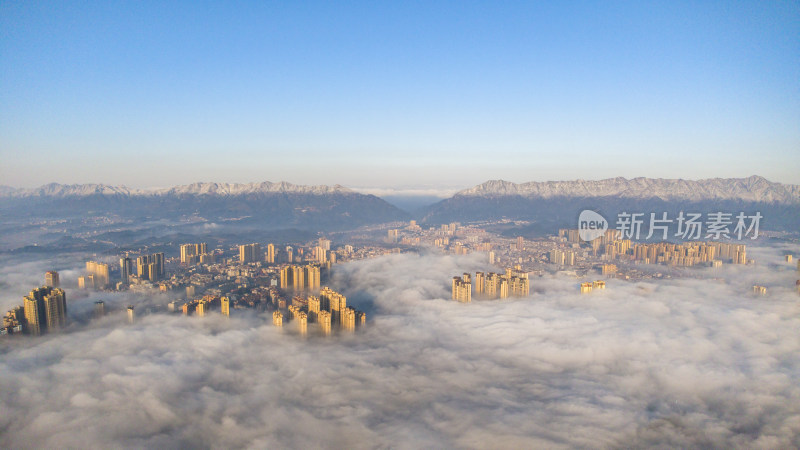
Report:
0,181,407,231
0,181,354,198
456,176,800,204
423,176,800,231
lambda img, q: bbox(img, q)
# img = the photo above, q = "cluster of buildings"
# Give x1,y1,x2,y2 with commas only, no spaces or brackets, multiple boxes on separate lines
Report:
273,287,366,335
234,239,338,267
2,273,66,336
80,252,166,290
176,294,227,316
606,241,748,266
134,252,166,282
554,229,750,268
451,268,531,302
239,243,262,263
382,219,760,282
580,280,606,293
279,264,321,290
452,274,472,302
180,243,215,265
475,269,530,298
79,261,110,289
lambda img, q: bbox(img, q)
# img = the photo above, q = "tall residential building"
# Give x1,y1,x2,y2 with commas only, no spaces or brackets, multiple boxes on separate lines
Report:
239,243,262,264
452,274,471,303
78,274,95,289
287,304,300,320
318,238,331,251
23,295,44,336
196,300,208,317
735,247,747,265
45,271,60,288
485,272,499,297
266,243,276,264
297,311,308,334
475,272,485,294
472,269,527,299
94,301,105,318
136,253,165,281
314,246,327,263
147,263,159,282
320,287,346,325
355,310,366,327
273,310,283,326
318,310,331,335
86,261,110,288
120,257,132,284
286,246,294,263
180,244,193,263
549,249,576,266
341,307,356,331
498,278,509,299
306,265,320,289
42,289,67,330
180,243,209,265
292,265,305,289
307,296,320,322
126,306,135,324
279,264,320,290
280,266,293,289
23,287,67,335
508,273,529,297
221,296,230,316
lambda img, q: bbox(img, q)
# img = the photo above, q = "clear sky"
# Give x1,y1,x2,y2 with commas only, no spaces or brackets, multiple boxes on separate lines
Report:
1,1,799,190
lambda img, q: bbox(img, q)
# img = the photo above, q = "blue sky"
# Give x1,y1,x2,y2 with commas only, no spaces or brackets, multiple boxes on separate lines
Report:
1,1,798,189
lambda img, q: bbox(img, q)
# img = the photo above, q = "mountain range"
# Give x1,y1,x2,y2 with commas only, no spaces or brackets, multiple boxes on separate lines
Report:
1,176,798,232
454,176,800,204
0,181,407,230
0,181,354,198
422,176,800,231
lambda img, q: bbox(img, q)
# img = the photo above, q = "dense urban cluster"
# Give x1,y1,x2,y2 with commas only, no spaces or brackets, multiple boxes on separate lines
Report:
451,268,531,303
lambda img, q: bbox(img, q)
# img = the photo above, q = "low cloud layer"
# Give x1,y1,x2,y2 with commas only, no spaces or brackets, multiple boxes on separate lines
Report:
1,247,799,448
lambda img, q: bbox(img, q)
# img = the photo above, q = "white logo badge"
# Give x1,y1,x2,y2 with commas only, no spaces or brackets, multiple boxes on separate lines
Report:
578,210,607,242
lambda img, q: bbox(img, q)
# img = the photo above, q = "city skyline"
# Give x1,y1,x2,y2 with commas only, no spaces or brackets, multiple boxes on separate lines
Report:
2,2,799,188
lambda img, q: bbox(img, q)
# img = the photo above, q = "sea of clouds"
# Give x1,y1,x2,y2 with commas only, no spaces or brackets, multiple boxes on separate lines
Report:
1,245,799,448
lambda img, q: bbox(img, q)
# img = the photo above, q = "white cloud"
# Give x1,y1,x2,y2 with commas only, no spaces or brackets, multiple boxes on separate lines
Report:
1,246,799,447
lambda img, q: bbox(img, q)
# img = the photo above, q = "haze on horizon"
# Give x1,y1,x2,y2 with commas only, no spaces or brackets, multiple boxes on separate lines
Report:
1,2,799,188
